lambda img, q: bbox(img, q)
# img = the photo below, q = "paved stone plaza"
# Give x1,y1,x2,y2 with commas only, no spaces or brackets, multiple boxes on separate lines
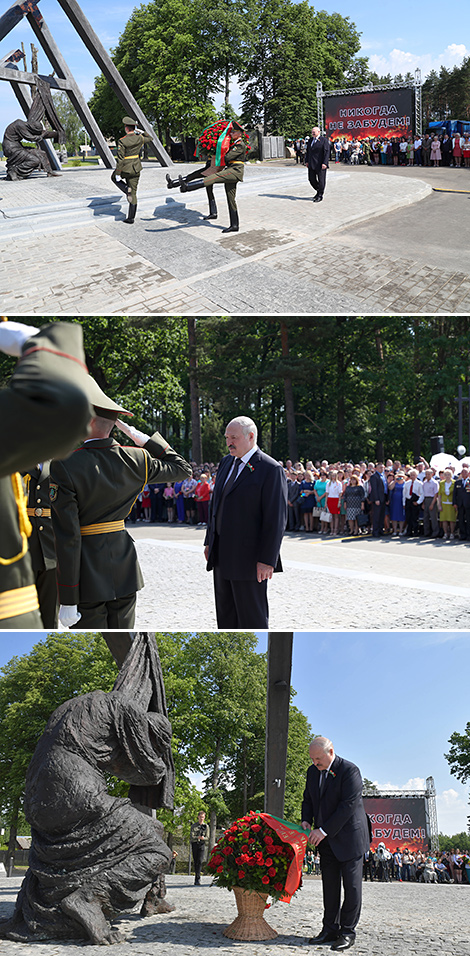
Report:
3,160,469,314
0,875,468,955
129,524,470,630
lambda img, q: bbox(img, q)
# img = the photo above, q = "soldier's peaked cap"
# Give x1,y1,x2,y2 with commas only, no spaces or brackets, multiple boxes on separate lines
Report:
123,116,136,126
84,377,133,420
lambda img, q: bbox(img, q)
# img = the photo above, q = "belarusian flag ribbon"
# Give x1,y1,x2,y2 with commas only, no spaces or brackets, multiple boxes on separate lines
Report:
259,812,308,902
215,122,233,166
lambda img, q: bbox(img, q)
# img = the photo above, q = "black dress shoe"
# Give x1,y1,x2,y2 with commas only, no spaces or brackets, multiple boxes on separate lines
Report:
313,194,323,202
308,931,338,945
331,935,355,950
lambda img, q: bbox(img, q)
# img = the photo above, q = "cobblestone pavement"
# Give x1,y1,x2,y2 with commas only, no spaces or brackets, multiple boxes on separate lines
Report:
0,875,468,955
129,525,470,630
0,162,438,314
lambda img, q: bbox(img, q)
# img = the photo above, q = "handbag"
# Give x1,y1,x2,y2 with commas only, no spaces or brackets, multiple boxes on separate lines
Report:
320,509,331,523
357,511,369,528
311,507,321,517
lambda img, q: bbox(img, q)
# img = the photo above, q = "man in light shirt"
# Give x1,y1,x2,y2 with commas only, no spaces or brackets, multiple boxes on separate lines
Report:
421,467,440,537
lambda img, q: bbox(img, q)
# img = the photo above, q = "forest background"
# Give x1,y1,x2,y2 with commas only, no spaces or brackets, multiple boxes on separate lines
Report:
1,633,469,865
1,316,469,466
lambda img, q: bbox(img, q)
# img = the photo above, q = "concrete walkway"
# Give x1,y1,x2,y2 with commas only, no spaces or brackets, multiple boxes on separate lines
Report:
0,874,468,955
128,523,470,630
0,161,442,314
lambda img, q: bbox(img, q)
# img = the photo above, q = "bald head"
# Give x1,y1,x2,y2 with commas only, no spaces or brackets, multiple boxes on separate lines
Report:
225,416,257,457
309,736,335,769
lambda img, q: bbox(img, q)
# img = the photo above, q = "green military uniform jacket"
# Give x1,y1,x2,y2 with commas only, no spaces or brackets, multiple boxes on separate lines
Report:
1,324,91,627
223,139,246,181
50,433,192,606
115,131,152,177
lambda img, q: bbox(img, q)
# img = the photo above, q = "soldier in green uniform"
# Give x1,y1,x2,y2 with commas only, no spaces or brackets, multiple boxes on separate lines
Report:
0,319,92,629
23,462,59,628
177,123,246,233
50,383,192,630
112,116,152,224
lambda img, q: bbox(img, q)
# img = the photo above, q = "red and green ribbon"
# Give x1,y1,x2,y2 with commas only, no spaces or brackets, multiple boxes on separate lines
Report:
259,812,308,902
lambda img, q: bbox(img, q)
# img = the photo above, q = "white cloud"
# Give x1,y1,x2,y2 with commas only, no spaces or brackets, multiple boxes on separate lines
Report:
367,43,469,79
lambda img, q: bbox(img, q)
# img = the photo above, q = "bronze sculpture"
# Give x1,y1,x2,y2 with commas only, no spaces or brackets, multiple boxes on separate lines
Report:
0,634,174,944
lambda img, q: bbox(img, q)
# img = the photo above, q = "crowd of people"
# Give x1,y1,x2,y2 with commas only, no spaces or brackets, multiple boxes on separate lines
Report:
362,845,469,884
303,844,470,884
128,455,470,543
290,132,470,168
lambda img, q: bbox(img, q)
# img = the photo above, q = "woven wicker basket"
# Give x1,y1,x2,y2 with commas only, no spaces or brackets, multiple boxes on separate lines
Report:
223,886,278,940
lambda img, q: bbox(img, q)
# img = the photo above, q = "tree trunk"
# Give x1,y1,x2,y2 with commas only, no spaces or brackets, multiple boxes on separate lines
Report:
280,322,299,461
224,61,230,112
374,325,386,461
413,319,421,461
188,318,202,463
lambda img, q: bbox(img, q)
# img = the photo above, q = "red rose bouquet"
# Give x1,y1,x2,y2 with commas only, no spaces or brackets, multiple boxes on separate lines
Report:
208,811,306,905
195,121,251,163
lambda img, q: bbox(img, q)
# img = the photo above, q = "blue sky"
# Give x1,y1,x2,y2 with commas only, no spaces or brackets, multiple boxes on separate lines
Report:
0,1,468,134
1,631,469,836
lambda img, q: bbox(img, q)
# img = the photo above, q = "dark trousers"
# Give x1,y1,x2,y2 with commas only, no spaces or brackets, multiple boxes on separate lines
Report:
36,566,59,628
405,498,420,535
308,166,327,197
457,505,470,539
74,593,137,629
192,842,205,883
319,839,363,938
213,566,268,627
372,500,386,536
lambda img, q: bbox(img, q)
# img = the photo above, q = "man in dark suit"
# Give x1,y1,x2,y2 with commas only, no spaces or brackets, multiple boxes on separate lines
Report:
204,416,287,627
453,464,470,540
369,463,389,537
301,736,370,951
306,126,330,202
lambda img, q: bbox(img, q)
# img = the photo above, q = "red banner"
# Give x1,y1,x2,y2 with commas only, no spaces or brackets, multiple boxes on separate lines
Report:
259,813,307,902
325,88,414,142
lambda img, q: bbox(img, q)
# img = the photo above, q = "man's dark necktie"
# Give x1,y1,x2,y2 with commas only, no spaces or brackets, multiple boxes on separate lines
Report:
216,460,241,535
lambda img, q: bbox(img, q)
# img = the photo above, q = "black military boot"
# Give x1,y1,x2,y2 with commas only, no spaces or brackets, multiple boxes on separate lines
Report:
222,208,239,233
166,173,180,188
124,202,137,223
179,178,205,192
115,178,128,194
203,186,218,220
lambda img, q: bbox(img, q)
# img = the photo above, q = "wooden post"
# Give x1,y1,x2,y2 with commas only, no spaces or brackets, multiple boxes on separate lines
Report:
265,633,293,817
57,0,173,167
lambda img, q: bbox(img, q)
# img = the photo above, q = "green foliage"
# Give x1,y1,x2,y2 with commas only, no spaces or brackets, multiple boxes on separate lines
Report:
438,832,470,852
51,93,84,154
239,0,361,134
0,634,312,844
422,57,470,125
0,634,116,824
445,722,470,784
2,316,469,463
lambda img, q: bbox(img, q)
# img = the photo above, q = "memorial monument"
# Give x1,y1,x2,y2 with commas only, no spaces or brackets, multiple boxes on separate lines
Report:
0,633,175,944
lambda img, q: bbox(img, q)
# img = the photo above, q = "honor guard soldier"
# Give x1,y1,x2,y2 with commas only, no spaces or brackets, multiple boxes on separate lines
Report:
0,319,91,629
22,462,59,628
112,116,152,224
177,122,246,233
50,383,192,630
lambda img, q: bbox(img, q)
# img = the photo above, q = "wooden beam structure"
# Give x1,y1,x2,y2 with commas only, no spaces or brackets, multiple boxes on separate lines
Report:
265,633,294,817
0,0,173,168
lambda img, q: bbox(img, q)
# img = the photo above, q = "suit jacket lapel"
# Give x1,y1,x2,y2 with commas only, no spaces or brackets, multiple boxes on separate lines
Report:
225,449,261,497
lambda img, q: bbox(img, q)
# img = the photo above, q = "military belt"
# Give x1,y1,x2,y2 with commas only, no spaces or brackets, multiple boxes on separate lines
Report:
27,507,51,518
228,161,244,165
126,154,140,159
0,584,39,621
80,520,126,535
